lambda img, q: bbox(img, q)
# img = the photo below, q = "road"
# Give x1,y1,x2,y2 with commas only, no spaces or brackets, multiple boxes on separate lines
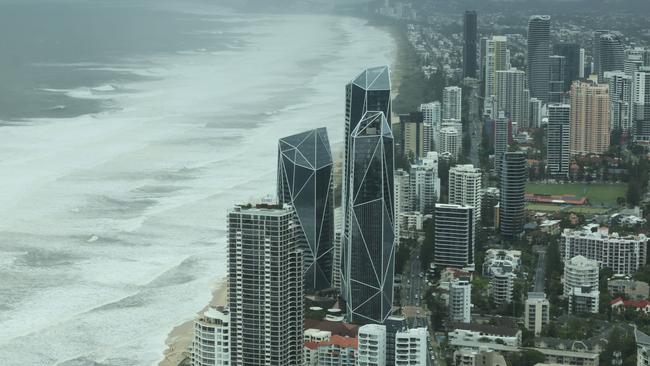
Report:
401,250,429,328
533,250,546,293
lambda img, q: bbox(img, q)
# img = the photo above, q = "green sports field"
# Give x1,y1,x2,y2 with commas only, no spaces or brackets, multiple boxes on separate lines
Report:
525,182,627,207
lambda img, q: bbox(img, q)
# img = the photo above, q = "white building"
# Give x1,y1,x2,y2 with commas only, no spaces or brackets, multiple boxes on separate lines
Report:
494,113,510,174
439,126,462,160
191,306,230,366
561,225,648,276
394,169,411,216
444,86,463,121
529,98,543,128
395,327,429,366
604,71,633,132
448,323,521,351
524,292,550,336
449,164,482,228
358,324,387,366
410,152,441,213
496,68,528,129
489,269,516,306
420,101,442,149
484,36,509,98
482,249,521,276
449,279,472,323
564,255,600,314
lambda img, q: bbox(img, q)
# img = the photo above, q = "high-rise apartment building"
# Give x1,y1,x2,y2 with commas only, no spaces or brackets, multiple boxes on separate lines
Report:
524,292,549,336
385,316,407,366
278,128,334,292
439,126,461,160
499,152,526,239
357,324,387,366
449,279,472,323
489,269,516,306
463,11,478,78
394,169,411,217
547,103,571,178
493,113,510,174
448,164,482,227
570,80,610,155
564,256,599,314
484,36,509,98
420,101,442,150
343,111,395,324
528,15,551,103
228,204,303,366
434,204,475,270
549,55,567,103
598,32,625,82
395,327,430,366
191,306,230,366
443,86,463,121
529,98,543,128
604,71,633,132
410,152,440,214
400,112,425,160
495,68,527,128
633,68,650,141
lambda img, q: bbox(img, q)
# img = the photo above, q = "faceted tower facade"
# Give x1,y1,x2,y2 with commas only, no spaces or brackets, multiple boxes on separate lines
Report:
278,128,334,292
343,111,395,324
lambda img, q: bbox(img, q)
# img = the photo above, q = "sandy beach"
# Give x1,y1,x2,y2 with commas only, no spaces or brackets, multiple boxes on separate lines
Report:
159,282,228,366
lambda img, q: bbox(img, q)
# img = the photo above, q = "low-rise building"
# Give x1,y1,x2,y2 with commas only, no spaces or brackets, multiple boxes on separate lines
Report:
533,338,601,366
448,322,522,352
191,306,230,366
489,269,516,306
607,276,650,300
610,298,650,314
454,349,507,366
637,329,650,366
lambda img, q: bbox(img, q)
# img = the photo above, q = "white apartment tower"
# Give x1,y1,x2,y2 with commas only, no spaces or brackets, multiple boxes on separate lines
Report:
564,255,600,314
484,36,509,98
420,101,442,149
358,324,387,366
228,204,303,366
449,279,472,323
443,86,463,121
496,68,528,128
524,292,550,336
191,306,230,366
395,327,429,366
604,71,633,132
439,126,461,160
448,164,482,228
409,152,441,214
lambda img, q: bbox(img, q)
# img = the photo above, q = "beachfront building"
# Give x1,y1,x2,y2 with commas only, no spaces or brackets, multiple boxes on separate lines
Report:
277,128,334,292
564,256,600,314
343,110,395,324
357,324,387,366
228,204,303,365
561,225,648,276
525,292,550,336
191,306,230,366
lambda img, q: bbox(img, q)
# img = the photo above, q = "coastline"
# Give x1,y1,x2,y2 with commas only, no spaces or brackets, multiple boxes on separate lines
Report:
156,15,404,366
158,281,228,366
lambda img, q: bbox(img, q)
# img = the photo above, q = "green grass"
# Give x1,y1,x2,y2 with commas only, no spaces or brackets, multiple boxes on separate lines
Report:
525,182,626,207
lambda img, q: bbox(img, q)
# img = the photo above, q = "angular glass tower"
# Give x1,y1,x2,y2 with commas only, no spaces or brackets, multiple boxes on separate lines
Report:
343,111,395,324
341,66,392,297
277,128,334,292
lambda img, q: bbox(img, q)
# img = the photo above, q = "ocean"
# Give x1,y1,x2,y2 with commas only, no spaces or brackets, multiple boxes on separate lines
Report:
0,0,395,365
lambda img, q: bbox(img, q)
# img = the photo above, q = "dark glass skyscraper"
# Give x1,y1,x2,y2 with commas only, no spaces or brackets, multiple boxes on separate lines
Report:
343,110,395,325
549,55,566,103
341,66,392,322
553,43,581,90
463,10,478,79
599,32,625,82
499,152,526,239
528,15,551,103
592,30,610,79
277,128,334,292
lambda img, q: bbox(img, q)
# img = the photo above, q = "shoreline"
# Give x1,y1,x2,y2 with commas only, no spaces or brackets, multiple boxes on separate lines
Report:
156,16,403,366
158,281,228,366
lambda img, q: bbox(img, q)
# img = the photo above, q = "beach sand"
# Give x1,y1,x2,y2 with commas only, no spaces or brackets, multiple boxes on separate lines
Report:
158,282,228,366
